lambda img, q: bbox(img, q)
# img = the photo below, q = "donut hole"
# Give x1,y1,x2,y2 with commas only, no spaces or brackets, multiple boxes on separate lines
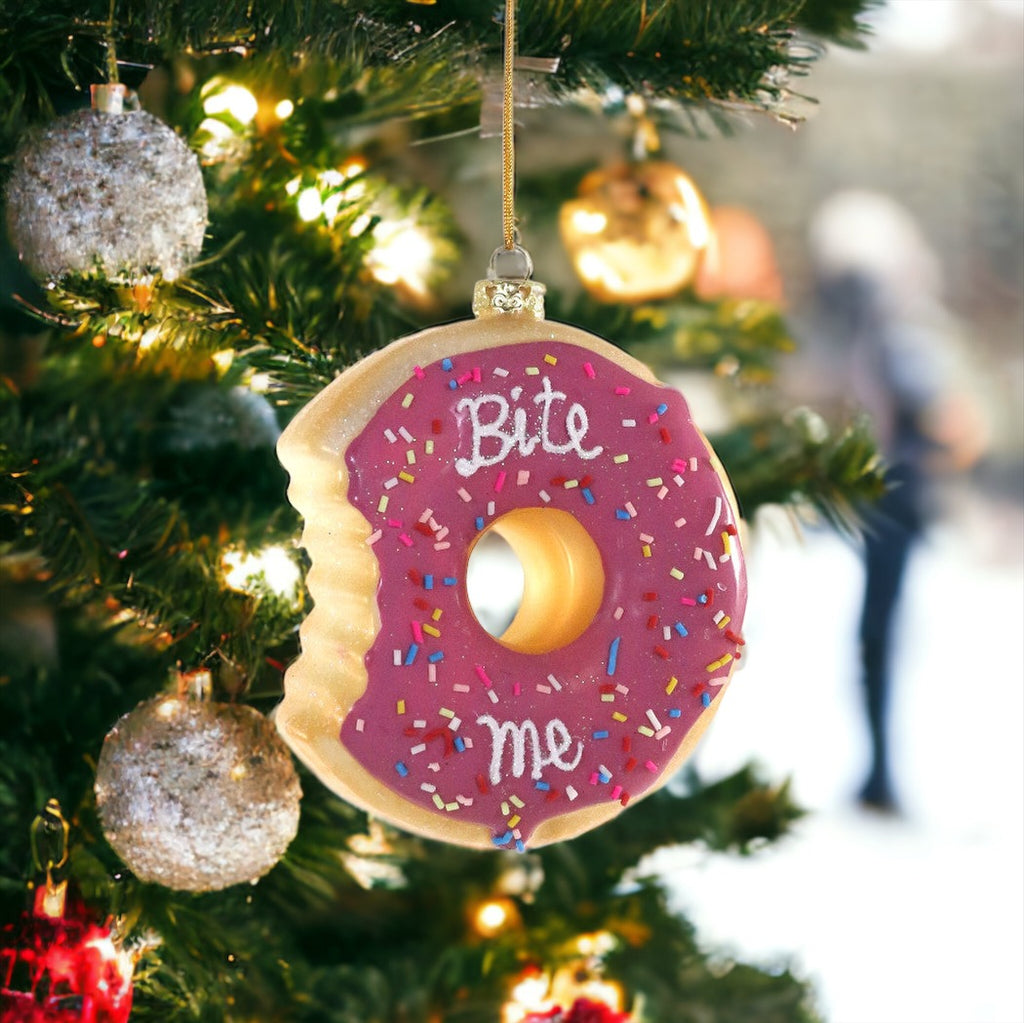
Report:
466,507,604,655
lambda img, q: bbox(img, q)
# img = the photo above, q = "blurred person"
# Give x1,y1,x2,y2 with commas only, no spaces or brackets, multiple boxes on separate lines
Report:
806,191,986,812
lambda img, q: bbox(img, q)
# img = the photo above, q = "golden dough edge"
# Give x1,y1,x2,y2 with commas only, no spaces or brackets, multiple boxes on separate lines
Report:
275,312,741,849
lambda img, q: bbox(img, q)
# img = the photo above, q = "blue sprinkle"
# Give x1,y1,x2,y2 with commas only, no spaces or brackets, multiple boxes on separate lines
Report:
515,839,526,853
395,761,409,777
701,692,711,707
599,768,611,783
697,593,708,605
443,577,457,586
592,730,610,740
607,636,621,676
657,402,669,416
582,487,595,505
475,516,485,531
448,379,458,390
441,357,453,371
674,621,688,638
615,509,630,520
424,574,434,590
492,830,513,847
668,708,682,718
428,651,444,663
454,736,466,752
404,643,419,665
535,780,550,791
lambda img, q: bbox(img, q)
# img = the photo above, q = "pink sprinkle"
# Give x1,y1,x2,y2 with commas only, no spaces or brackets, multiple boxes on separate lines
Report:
625,502,637,518
611,785,623,799
655,726,672,740
457,488,472,503
645,760,658,773
613,606,624,621
399,533,414,548
367,530,382,546
475,665,493,688
513,682,522,696
457,371,473,385
428,664,437,683
412,621,424,643
680,596,697,606
614,386,631,395
583,362,596,379
473,367,482,383
657,486,669,500
356,719,365,732
387,518,403,528
517,470,530,485
648,412,660,424
672,458,688,473
494,470,507,493
453,683,470,693
674,516,688,528
589,772,600,785
435,526,449,541
433,542,451,551
690,457,699,471
413,365,425,379
418,507,433,522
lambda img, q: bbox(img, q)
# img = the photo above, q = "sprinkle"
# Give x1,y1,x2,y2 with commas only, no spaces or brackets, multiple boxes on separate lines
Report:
641,544,652,558
377,495,389,513
674,516,688,528
399,533,414,548
546,674,562,691
517,470,530,485
432,608,443,621
705,496,723,536
703,549,718,570
645,760,659,773
616,684,630,695
513,682,522,696
589,772,599,785
473,367,482,382
690,457,699,471
428,663,438,682
401,393,414,408
420,782,436,793
674,475,685,486
608,636,621,676
536,684,552,694
640,532,655,543
725,629,746,646
399,426,415,443
612,711,628,722
622,419,636,427
669,567,685,580
679,596,696,606
637,725,654,737
384,477,399,490
593,730,610,740
448,380,458,390
492,830,512,847
403,645,418,665
660,427,671,443
613,606,624,621
487,501,495,515
510,794,524,808
525,366,540,376
598,765,612,782
701,692,711,708
647,709,662,729
601,693,615,703
494,470,507,493
423,624,441,638
583,361,596,378
477,775,490,794
657,486,669,500
535,780,551,791
395,762,409,777
653,645,669,659
564,478,579,489
625,502,637,518
424,574,434,590
706,654,733,672
393,649,402,666
672,458,688,473
428,651,445,664
475,516,485,531
493,366,509,377
544,353,558,365
412,621,424,644
582,487,596,504
668,708,682,718
475,665,494,688
431,793,446,810
457,371,473,385
616,509,631,520
614,386,631,395
454,737,466,752
539,490,551,503
441,357,453,371
500,801,510,816
356,719,365,732
384,428,397,443
367,529,382,546
399,471,415,484
566,786,579,801
458,488,472,503
666,676,679,695
443,577,457,586
648,412,660,425
722,530,732,555
406,450,416,465
611,785,623,799
625,757,637,771
674,622,688,638
646,477,663,487
613,454,630,464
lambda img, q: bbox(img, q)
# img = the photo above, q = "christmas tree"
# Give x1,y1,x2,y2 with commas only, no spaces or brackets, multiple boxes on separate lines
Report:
0,3,886,1020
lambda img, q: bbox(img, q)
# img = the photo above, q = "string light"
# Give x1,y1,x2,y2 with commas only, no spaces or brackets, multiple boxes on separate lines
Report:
222,545,301,598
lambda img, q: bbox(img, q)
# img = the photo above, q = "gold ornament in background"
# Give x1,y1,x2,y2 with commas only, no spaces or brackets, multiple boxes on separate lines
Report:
559,160,711,304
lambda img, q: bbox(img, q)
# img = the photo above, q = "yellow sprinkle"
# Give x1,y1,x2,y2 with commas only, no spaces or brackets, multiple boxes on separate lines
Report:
706,654,733,672
377,495,389,513
525,366,540,375
445,801,459,812
510,794,524,808
406,449,416,465
612,711,628,722
398,471,415,483
601,693,615,702
432,609,443,621
716,615,731,630
646,477,663,487
507,814,521,827
432,793,445,809
425,440,434,455
721,530,732,554
396,700,405,714
402,392,414,408
501,801,510,816
544,354,558,365
613,454,629,464
642,544,652,558
638,725,655,737
669,567,684,580
439,707,454,718
666,676,679,695
564,479,579,489
423,624,441,638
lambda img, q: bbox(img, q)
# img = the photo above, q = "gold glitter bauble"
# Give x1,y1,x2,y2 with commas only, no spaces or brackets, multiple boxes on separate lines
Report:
559,160,711,304
5,108,207,284
95,697,301,892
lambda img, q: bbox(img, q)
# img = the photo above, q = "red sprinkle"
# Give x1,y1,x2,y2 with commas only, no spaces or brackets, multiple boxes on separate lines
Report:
622,736,632,753
659,427,671,443
408,569,423,585
642,592,658,601
646,615,659,630
476,773,489,794
725,629,746,646
654,645,670,659
725,523,738,535
413,597,431,611
545,789,560,802
620,792,631,807
625,757,638,772
414,522,434,536
550,475,568,486
432,419,442,435
703,587,714,606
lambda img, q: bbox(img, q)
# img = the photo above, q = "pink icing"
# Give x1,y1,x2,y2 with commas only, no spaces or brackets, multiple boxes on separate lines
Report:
342,340,746,849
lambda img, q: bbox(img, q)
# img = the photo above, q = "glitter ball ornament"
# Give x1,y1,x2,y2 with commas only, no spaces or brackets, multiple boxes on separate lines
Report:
559,160,711,304
94,696,301,892
5,96,207,285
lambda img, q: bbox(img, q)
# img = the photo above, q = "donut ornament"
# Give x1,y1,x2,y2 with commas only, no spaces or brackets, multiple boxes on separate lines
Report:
275,258,748,851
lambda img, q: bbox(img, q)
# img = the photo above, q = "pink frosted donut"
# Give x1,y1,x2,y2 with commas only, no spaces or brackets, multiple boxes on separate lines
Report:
276,312,746,850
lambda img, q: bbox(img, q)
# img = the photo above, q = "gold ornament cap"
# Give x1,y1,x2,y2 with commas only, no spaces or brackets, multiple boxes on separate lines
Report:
473,244,546,319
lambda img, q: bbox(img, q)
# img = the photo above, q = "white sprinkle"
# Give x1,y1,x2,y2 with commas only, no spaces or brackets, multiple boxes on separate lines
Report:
615,684,630,695
487,689,499,704
704,549,718,570
657,485,669,500
674,474,685,486
547,673,562,691
462,737,474,749
411,744,427,756
413,719,427,728
399,426,415,443
457,795,474,806
694,547,705,560
654,726,672,740
493,367,509,377
367,529,382,546
487,500,495,516
434,542,451,551
384,477,399,490
429,517,441,531
453,683,471,693
356,718,365,732
428,762,440,772
690,457,699,471
511,386,523,400
539,489,551,503
418,508,433,523
566,786,579,801
435,526,449,541
393,649,402,666
640,533,654,543
713,610,725,624
674,516,687,528
384,428,397,443
420,782,436,792
705,495,723,536
614,606,625,621
448,717,461,731
517,470,530,485
647,709,662,729
458,488,472,502
663,626,672,641
721,554,731,563
625,502,637,518
599,763,612,779
622,419,636,427
536,684,552,694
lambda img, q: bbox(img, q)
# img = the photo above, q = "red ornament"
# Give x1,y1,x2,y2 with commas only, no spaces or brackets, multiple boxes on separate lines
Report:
525,998,632,1023
1,888,132,1023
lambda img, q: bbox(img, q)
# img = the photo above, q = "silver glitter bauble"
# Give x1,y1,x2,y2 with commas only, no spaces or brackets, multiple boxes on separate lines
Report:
95,697,301,892
5,108,207,284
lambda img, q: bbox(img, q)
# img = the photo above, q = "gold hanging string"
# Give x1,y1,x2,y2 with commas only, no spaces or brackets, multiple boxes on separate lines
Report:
106,0,120,84
501,0,517,252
